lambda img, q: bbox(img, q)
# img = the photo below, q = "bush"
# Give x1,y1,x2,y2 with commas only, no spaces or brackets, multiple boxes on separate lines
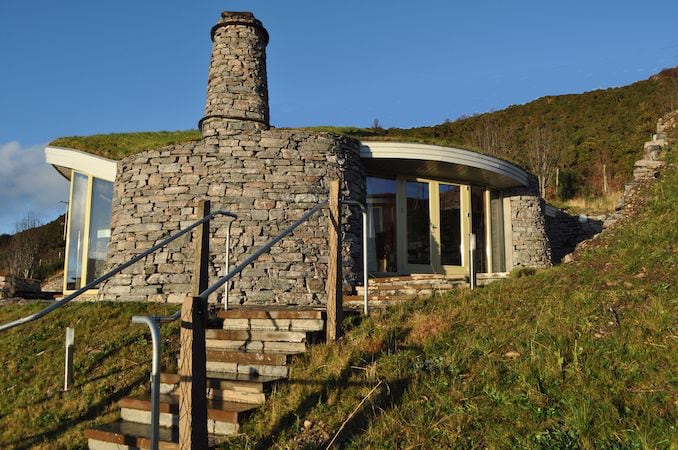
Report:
557,169,579,201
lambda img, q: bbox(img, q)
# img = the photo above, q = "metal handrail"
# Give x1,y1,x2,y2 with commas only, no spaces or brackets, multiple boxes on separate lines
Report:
199,200,328,300
344,200,369,315
131,310,180,450
0,210,237,333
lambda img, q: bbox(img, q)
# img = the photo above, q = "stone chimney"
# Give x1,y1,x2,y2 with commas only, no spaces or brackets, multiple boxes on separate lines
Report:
200,12,270,138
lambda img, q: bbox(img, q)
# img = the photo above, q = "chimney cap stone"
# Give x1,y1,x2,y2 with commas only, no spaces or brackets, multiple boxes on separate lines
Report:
211,11,269,45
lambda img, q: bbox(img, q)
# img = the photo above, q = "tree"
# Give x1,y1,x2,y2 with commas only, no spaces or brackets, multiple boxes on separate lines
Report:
3,212,44,279
526,125,561,198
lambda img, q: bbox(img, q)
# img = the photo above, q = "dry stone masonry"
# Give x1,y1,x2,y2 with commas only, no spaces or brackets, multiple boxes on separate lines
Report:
96,11,555,304
505,175,552,268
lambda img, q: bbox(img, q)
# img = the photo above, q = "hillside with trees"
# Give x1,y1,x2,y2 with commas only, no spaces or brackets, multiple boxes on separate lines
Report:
373,68,678,199
0,214,65,282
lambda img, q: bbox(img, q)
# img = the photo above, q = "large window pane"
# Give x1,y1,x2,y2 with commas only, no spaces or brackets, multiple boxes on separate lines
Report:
66,173,88,290
439,184,462,266
471,186,487,273
406,181,430,265
490,190,506,272
86,179,113,284
367,177,397,272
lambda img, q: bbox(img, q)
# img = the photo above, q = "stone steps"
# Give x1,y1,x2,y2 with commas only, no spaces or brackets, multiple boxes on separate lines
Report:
85,420,222,449
119,394,256,436
159,372,281,405
86,305,330,449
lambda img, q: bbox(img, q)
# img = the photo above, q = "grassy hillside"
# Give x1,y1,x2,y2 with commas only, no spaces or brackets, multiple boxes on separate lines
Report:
0,302,179,449
1,150,673,448
48,70,677,201
378,71,677,197
221,149,676,448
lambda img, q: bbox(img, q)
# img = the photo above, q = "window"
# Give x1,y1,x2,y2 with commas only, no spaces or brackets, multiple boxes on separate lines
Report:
64,172,113,291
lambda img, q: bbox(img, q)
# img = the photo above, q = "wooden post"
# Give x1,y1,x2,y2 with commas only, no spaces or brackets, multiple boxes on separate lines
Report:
179,200,209,450
326,180,343,341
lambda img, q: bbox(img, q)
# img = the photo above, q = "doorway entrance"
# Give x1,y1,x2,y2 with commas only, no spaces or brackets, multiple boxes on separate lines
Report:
399,178,470,275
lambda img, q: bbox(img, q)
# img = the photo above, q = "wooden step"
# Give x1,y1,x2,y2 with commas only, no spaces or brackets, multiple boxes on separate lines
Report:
159,372,281,404
86,420,224,449
119,394,256,435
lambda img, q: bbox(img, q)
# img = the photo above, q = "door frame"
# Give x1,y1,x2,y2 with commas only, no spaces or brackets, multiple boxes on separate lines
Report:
396,177,471,275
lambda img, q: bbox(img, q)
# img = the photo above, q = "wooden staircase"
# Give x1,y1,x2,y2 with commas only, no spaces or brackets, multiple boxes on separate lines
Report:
85,305,326,449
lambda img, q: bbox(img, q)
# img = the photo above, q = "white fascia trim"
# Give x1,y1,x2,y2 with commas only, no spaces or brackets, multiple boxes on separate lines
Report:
45,146,118,182
359,141,530,187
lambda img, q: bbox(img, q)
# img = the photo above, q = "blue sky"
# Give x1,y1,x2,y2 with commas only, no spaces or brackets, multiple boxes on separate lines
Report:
1,0,677,233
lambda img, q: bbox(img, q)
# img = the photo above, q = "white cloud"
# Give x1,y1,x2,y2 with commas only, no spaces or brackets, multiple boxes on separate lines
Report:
0,141,69,234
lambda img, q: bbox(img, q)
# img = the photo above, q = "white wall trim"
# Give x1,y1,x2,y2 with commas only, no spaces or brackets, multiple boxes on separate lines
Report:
45,146,118,182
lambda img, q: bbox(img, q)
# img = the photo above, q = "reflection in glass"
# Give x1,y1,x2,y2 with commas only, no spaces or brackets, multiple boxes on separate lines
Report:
406,181,430,265
86,179,113,283
439,184,462,266
66,173,88,290
367,177,397,272
490,190,506,272
471,186,487,273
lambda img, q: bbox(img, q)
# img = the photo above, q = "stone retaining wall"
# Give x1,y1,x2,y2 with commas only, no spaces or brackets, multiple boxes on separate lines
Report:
98,130,365,305
545,212,603,263
0,276,41,300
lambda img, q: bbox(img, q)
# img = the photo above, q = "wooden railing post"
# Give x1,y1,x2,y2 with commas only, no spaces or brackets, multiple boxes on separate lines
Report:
179,200,209,449
326,180,343,341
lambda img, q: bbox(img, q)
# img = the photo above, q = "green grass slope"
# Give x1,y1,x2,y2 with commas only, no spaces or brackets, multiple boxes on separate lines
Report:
7,151,673,449
0,302,179,449
222,150,677,448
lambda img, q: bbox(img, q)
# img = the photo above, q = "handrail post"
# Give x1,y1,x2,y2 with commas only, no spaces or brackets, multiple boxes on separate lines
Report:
132,316,161,450
345,200,369,315
179,200,209,450
469,233,476,290
326,180,343,341
63,327,74,391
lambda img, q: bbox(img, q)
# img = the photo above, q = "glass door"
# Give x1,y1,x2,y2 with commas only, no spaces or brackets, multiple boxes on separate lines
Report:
397,177,470,275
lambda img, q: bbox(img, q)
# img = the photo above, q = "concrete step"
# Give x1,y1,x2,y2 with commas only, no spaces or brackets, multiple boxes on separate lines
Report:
119,394,256,436
85,420,223,449
202,349,301,377
159,372,281,405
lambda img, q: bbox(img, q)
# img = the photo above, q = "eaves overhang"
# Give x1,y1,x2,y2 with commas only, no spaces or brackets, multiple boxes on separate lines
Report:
45,146,118,182
359,141,530,189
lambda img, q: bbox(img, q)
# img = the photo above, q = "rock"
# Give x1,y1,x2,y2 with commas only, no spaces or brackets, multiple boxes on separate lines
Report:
503,351,521,359
303,419,313,430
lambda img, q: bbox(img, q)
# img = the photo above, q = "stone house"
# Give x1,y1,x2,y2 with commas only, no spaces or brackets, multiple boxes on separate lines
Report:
44,12,553,305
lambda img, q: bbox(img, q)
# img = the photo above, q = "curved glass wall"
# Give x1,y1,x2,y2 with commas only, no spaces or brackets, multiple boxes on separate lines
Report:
64,171,113,291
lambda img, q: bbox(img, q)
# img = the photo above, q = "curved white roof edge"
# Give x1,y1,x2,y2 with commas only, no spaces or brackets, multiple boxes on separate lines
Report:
45,146,118,182
359,141,530,187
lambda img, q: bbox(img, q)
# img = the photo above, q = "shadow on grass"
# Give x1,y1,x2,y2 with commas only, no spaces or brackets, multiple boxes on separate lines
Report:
247,323,415,450
5,373,147,449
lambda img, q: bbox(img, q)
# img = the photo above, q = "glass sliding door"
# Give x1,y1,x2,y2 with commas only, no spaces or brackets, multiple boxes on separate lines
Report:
439,183,462,266
65,173,88,290
366,177,397,273
470,186,488,273
405,180,431,267
86,178,114,284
